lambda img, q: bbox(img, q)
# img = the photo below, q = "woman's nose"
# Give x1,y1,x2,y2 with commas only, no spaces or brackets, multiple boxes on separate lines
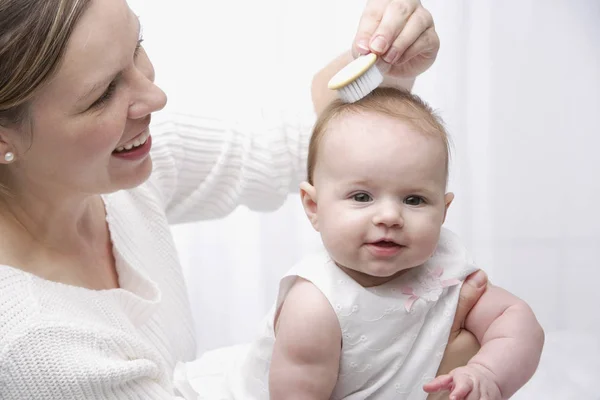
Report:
128,79,167,119
128,60,168,119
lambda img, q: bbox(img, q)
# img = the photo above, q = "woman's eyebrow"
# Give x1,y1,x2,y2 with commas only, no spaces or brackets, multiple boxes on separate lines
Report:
77,15,142,104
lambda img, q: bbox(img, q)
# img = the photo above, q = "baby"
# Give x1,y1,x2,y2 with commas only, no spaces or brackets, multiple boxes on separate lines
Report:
185,88,544,400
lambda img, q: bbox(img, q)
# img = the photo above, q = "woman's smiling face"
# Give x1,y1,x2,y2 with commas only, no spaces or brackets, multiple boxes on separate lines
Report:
2,0,167,196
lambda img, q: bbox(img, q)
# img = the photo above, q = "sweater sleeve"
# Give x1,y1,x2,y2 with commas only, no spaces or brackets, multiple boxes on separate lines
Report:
0,324,187,400
148,112,312,225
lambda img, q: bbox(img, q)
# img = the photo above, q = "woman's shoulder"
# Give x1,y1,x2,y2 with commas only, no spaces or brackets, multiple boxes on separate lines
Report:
0,271,135,363
0,266,44,343
0,266,131,349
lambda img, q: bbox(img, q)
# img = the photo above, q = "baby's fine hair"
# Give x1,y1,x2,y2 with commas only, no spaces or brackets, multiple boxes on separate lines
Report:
307,87,450,185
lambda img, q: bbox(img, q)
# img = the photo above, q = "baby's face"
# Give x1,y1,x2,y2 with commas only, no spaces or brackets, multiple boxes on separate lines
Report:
309,111,452,287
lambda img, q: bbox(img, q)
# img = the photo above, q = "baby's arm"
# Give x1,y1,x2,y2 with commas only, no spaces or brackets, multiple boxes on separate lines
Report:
269,278,342,400
424,285,544,399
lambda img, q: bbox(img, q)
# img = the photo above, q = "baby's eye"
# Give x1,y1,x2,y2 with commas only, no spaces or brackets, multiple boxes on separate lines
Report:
352,193,372,203
404,196,425,206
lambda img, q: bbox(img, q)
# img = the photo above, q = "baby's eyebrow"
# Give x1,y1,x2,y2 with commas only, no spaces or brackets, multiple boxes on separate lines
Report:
346,179,370,186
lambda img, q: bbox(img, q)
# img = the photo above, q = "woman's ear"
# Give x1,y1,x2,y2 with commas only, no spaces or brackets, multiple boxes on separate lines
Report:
0,128,16,165
443,192,454,223
299,181,319,231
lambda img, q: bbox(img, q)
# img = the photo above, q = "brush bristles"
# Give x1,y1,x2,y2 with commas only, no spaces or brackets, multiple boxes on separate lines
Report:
337,65,384,103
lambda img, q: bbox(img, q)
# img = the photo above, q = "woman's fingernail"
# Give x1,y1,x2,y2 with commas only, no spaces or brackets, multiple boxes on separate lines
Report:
357,40,370,54
383,48,399,64
370,35,388,53
471,270,488,287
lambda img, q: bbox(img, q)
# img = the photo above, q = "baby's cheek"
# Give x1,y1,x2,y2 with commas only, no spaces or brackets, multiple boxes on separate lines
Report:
322,227,355,258
323,230,349,253
412,224,441,254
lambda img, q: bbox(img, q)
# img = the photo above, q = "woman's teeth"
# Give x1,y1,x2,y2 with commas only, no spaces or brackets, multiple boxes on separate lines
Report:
114,131,150,153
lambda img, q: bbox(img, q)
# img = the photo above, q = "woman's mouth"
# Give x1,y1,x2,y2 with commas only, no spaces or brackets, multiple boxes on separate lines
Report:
112,128,152,161
114,130,150,153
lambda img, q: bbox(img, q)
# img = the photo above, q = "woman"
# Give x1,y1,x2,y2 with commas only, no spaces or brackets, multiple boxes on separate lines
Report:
0,0,486,398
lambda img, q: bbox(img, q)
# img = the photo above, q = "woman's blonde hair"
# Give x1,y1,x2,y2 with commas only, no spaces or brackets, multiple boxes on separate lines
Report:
307,87,451,185
0,0,92,126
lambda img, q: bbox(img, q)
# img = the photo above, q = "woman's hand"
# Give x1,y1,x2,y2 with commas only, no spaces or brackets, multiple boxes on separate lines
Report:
311,0,439,114
353,0,440,79
426,270,489,400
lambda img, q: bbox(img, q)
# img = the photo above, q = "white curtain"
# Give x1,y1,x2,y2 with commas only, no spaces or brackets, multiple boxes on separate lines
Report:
129,0,600,383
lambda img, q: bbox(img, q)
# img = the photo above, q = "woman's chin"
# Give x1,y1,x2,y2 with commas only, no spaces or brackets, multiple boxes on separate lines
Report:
111,156,154,191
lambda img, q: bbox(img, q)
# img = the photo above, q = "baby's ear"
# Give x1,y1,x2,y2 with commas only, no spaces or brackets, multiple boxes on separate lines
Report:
443,192,454,223
299,182,319,231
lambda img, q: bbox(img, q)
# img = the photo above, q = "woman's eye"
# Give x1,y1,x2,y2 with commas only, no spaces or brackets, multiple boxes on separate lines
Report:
404,196,425,206
134,39,144,58
352,193,372,203
91,81,117,109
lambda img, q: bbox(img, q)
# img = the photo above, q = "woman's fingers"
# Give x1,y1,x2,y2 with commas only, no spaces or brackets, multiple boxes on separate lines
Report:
450,270,488,336
353,0,390,55
382,5,434,64
353,0,420,56
353,0,439,78
394,11,437,64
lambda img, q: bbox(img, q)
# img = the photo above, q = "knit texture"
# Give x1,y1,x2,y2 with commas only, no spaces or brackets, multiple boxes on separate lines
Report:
0,112,310,399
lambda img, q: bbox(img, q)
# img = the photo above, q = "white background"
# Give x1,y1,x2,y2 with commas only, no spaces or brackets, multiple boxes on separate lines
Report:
128,0,600,396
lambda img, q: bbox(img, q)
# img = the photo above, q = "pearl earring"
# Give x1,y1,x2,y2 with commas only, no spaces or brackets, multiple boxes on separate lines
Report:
4,152,14,162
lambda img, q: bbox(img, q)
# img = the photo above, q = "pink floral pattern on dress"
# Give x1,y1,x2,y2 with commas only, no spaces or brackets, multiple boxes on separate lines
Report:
400,267,461,312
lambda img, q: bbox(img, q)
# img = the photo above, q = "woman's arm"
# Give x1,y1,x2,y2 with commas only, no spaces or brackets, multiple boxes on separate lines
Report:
149,112,311,224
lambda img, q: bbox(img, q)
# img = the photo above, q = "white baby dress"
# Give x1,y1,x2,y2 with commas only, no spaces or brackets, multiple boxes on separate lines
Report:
175,228,478,400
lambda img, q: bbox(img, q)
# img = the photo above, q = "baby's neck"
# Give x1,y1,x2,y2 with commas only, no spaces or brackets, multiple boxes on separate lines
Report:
335,262,414,288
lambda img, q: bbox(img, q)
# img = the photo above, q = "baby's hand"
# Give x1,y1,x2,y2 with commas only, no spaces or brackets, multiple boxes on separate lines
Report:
423,364,502,400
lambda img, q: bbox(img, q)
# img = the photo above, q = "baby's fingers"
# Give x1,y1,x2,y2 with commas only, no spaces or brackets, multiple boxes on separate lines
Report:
448,376,474,400
423,374,453,393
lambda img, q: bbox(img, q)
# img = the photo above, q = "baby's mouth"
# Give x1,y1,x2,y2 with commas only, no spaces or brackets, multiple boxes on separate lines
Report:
372,240,401,248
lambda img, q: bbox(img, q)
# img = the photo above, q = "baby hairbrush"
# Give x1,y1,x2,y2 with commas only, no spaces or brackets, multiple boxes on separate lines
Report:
327,53,383,103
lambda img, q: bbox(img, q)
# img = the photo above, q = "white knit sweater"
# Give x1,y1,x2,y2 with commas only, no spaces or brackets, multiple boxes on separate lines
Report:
0,112,310,399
